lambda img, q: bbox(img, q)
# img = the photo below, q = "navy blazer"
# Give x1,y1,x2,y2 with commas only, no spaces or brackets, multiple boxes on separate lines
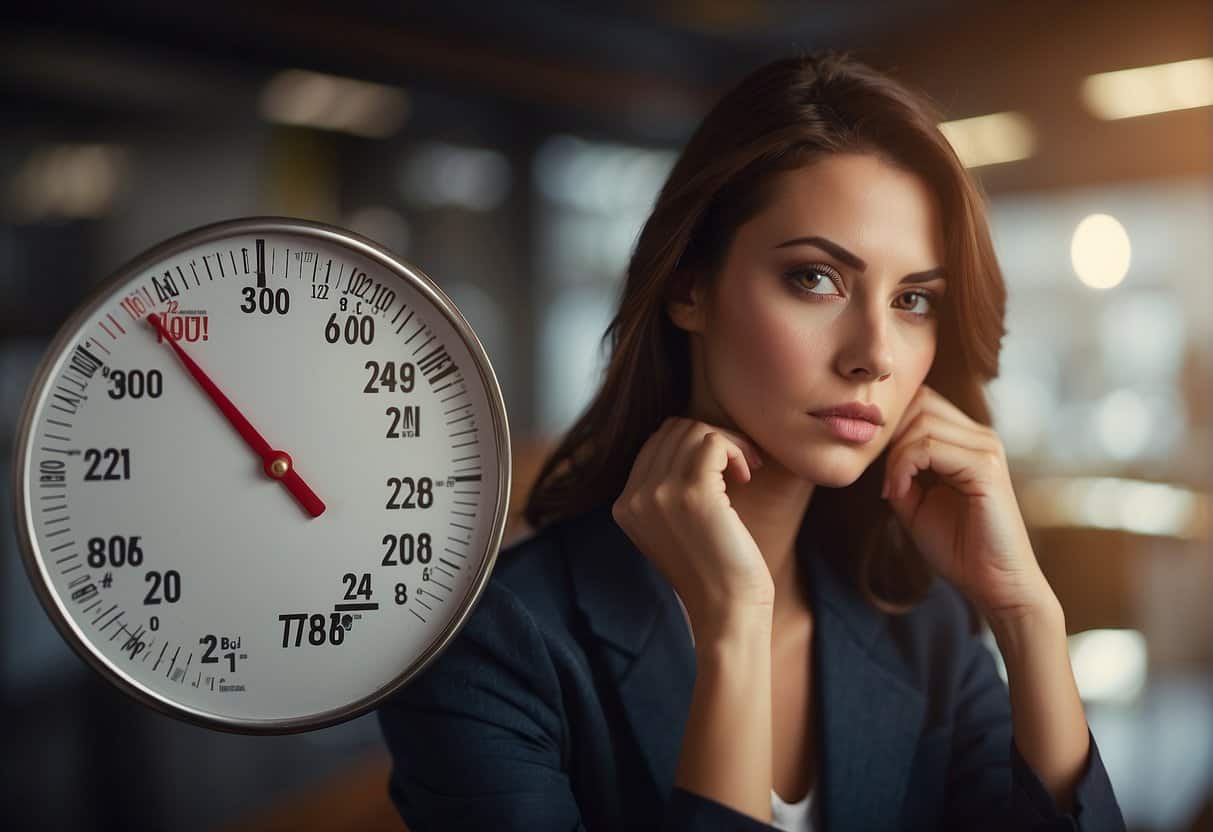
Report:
376,503,1126,831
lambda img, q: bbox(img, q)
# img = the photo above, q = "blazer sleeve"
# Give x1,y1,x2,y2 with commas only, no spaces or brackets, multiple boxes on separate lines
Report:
375,580,783,832
942,622,1126,832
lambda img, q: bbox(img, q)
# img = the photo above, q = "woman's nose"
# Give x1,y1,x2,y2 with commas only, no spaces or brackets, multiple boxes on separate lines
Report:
837,303,894,381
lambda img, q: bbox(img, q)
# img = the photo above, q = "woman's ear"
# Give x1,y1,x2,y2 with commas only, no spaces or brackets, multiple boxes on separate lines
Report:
665,268,707,333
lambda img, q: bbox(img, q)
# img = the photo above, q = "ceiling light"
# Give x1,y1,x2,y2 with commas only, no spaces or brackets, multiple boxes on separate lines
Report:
938,112,1035,168
1081,57,1213,120
260,69,409,138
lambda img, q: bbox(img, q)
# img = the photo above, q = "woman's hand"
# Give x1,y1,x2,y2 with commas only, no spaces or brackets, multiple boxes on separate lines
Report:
612,417,774,631
881,384,1059,622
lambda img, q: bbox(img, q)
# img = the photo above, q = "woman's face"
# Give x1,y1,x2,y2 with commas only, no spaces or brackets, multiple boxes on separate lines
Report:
669,152,947,487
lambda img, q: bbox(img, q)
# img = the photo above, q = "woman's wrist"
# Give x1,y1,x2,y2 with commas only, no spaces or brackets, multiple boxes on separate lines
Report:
690,601,773,660
678,597,775,823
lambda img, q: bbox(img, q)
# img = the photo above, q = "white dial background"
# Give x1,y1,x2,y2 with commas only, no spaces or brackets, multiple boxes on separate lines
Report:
14,220,510,731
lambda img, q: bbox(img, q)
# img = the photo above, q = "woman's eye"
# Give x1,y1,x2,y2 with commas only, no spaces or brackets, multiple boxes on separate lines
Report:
786,267,939,319
897,291,936,316
787,266,841,295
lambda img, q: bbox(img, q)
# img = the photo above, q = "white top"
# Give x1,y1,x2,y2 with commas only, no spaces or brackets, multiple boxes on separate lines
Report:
770,786,818,831
674,591,821,831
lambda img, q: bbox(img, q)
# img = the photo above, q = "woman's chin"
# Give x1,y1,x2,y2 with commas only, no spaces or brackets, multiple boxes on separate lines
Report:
757,445,869,489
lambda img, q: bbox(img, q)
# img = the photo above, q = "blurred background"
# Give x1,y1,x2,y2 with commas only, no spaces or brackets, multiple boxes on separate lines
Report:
1,0,1209,829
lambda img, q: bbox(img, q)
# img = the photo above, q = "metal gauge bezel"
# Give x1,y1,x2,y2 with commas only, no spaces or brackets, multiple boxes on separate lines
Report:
11,216,512,734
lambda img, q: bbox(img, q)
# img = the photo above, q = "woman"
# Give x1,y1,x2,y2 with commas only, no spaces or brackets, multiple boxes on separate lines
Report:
376,50,1126,831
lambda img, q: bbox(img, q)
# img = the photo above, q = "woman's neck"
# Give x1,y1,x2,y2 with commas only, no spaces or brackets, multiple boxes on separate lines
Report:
725,458,815,628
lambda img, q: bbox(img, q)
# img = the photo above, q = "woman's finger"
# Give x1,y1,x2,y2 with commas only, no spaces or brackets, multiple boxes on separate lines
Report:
631,417,679,485
650,417,696,485
684,431,751,485
627,421,660,486
885,433,999,501
681,422,763,470
889,411,997,463
890,384,990,446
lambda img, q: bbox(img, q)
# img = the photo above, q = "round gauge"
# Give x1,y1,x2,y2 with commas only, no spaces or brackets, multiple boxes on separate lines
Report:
11,216,511,734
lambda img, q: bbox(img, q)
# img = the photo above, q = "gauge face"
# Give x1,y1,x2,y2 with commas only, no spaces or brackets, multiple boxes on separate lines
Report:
12,217,511,733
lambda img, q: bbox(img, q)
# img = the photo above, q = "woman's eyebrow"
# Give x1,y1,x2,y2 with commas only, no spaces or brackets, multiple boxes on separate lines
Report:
775,235,946,284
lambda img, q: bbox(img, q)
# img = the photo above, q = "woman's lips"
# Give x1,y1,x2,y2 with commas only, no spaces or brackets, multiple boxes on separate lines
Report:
812,414,879,443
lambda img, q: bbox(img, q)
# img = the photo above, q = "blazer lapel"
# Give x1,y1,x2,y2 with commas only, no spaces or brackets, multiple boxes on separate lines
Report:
563,503,925,832
563,504,696,807
808,539,926,831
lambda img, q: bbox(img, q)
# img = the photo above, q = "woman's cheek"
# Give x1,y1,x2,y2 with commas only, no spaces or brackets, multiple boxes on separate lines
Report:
730,308,807,402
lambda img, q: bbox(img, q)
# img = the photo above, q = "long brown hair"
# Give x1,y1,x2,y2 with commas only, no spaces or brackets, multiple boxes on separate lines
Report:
522,49,1006,627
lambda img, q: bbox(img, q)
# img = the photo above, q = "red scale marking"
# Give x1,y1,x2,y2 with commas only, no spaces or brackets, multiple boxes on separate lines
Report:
107,313,126,334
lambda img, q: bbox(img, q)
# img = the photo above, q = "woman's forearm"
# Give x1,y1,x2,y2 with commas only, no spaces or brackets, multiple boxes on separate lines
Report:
674,605,774,822
988,595,1090,814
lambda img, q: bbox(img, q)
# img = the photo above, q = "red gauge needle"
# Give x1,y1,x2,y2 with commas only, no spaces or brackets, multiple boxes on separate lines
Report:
146,312,326,518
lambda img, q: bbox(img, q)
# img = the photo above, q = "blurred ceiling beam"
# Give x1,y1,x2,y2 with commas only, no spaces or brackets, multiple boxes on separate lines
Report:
1,0,1208,191
866,0,1212,192
0,2,718,143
